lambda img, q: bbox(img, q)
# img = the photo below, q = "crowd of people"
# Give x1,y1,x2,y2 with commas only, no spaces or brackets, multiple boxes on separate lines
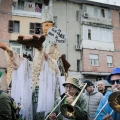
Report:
45,67,120,120
0,51,120,120
23,52,33,61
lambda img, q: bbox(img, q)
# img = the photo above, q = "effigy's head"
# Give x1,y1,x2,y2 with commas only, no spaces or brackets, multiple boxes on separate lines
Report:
42,21,54,35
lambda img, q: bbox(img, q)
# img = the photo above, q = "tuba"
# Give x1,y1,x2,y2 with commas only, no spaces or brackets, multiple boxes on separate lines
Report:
94,91,120,120
108,91,120,113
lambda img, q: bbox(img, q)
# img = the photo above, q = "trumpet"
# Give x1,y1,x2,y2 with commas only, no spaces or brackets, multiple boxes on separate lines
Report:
94,91,120,120
45,83,87,120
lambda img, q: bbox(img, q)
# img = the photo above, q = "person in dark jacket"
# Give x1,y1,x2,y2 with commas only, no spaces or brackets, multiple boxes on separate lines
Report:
46,76,88,120
95,67,120,120
0,90,13,120
83,80,103,120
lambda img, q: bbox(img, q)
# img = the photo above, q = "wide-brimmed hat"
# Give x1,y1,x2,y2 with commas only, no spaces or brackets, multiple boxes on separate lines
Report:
83,79,94,88
106,68,120,84
63,77,80,90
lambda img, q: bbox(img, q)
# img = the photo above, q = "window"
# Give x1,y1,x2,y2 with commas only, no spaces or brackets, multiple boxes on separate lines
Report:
85,5,111,18
89,54,99,66
30,23,42,34
8,20,20,33
100,9,105,17
107,56,113,67
76,34,80,44
83,25,113,42
88,29,91,40
94,7,98,17
53,16,57,27
76,11,79,21
108,10,111,18
14,21,19,33
92,27,98,41
11,45,22,56
87,6,94,16
18,0,24,10
77,60,80,71
83,5,87,12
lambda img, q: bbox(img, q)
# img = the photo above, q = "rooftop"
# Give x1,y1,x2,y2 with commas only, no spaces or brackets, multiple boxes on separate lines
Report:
68,0,120,10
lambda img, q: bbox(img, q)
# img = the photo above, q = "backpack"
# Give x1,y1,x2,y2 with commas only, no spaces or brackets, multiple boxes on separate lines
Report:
0,90,17,120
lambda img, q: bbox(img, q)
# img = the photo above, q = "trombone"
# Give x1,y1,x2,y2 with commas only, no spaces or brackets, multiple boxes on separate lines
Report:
45,94,67,120
94,91,120,120
94,101,113,120
45,83,87,120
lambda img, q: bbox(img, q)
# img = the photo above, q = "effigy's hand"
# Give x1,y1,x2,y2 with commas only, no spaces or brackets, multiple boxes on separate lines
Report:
17,34,45,50
0,42,12,52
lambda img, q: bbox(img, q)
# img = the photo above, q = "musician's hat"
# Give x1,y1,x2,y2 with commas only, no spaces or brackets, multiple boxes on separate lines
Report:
63,77,80,90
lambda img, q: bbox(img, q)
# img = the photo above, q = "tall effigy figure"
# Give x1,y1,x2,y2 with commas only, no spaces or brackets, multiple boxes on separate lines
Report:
0,0,70,119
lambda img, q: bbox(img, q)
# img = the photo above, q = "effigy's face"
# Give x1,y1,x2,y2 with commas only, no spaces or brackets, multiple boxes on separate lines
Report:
42,22,53,35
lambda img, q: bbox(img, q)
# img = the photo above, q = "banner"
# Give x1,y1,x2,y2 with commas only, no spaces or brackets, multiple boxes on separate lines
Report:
47,27,67,43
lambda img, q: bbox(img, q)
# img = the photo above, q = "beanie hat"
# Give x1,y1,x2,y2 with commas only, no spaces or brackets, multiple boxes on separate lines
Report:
83,79,94,88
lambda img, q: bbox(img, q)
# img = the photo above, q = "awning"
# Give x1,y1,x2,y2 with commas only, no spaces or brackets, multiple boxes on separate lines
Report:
82,72,110,76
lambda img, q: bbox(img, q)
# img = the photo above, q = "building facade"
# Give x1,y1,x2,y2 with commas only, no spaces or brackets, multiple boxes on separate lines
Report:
53,0,120,83
0,0,12,70
0,0,120,83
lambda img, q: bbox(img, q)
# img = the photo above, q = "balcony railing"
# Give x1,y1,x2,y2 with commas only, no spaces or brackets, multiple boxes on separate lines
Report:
12,5,42,18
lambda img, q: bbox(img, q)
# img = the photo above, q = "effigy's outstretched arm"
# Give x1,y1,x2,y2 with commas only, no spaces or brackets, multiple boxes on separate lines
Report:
0,42,24,86
0,42,12,52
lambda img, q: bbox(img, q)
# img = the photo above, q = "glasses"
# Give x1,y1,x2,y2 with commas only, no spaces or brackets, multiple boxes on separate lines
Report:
109,79,120,85
64,85,76,90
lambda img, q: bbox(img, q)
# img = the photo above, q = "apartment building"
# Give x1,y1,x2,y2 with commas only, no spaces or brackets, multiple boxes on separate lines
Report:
79,1,120,83
53,0,120,83
10,0,46,59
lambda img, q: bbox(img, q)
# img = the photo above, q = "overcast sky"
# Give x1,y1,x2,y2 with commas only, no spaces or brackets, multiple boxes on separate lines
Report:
88,0,120,6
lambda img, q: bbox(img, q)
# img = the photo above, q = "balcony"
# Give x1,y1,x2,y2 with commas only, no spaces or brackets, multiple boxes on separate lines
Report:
12,5,42,18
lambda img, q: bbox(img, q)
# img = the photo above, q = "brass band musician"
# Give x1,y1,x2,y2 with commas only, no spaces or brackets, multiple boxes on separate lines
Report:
46,76,88,120
95,67,120,120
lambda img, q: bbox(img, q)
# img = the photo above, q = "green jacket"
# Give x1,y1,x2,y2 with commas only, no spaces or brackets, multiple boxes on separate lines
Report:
0,90,12,119
47,93,88,120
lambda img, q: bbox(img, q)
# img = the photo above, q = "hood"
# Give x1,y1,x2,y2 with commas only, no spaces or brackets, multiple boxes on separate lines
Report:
106,68,120,84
